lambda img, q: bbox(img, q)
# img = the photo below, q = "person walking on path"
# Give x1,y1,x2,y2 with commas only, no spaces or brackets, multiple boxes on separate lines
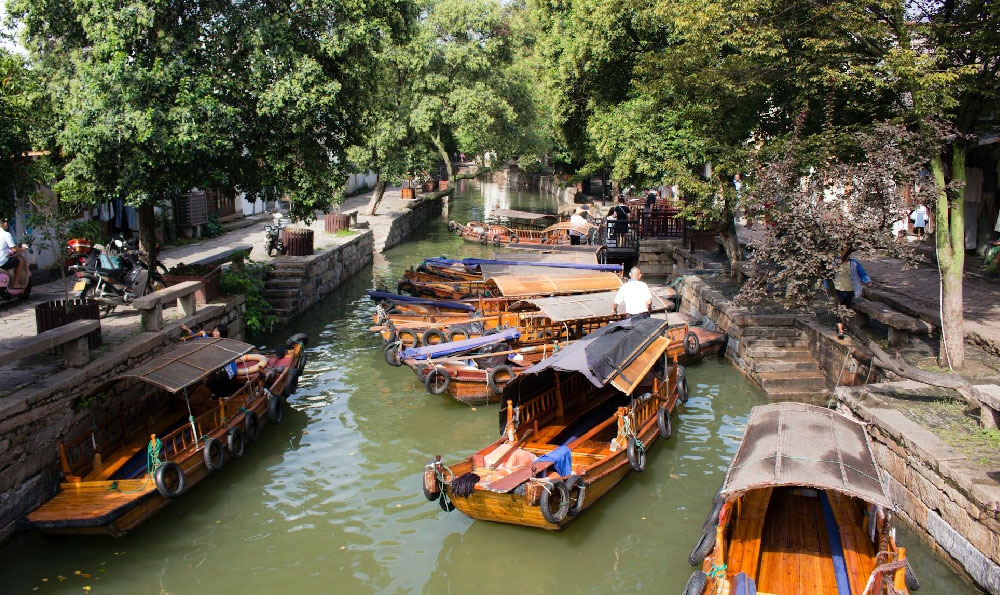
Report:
612,266,653,317
826,247,873,340
910,204,929,239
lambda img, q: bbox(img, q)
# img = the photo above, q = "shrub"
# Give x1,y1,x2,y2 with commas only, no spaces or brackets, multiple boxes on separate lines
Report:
221,259,278,337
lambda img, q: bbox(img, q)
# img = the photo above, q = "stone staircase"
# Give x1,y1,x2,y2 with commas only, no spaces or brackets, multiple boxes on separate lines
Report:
263,263,308,326
739,326,832,403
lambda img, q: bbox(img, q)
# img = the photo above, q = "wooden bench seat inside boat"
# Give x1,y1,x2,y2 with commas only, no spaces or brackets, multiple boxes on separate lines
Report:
84,408,190,481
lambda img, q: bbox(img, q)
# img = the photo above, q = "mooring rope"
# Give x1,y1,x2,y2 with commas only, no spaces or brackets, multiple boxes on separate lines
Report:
107,438,163,493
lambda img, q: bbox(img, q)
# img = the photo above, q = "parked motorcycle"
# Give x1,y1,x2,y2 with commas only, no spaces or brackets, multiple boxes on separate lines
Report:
70,242,166,317
264,212,289,257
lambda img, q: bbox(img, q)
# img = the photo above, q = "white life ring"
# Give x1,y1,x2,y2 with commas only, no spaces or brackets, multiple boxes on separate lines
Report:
234,353,269,377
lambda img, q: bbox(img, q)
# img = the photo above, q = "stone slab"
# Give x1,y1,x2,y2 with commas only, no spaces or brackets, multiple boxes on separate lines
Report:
0,320,99,363
927,510,1000,594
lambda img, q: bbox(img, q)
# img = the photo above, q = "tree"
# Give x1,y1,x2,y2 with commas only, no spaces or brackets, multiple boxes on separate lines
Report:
9,0,413,267
406,0,538,181
0,47,38,219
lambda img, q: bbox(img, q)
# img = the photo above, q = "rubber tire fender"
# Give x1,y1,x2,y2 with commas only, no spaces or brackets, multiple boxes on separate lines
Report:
422,328,446,346
244,411,261,442
266,393,283,425
397,281,416,295
702,491,725,533
383,321,398,345
682,570,707,595
509,235,519,244
564,475,586,516
285,333,309,349
439,494,456,512
657,406,672,439
627,437,645,472
479,232,488,245
153,461,186,500
676,365,689,403
203,437,225,472
491,235,502,246
539,480,570,525
684,331,700,356
384,343,403,367
486,365,514,395
447,329,470,342
447,220,457,231
227,427,247,458
296,351,308,375
396,328,420,348
905,559,920,591
423,464,440,502
282,367,299,398
424,367,451,395
688,527,716,566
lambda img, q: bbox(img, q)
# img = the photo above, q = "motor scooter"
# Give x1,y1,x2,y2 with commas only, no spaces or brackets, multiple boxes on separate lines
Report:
71,244,165,317
0,263,31,304
264,211,289,256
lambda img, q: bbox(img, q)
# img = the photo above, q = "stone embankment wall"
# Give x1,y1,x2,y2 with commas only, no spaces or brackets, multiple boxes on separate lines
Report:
380,196,442,252
537,175,582,204
837,383,1000,593
0,297,245,542
264,229,374,326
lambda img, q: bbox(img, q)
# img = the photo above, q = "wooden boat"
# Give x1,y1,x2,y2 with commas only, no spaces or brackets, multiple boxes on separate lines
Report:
677,323,727,365
23,336,307,537
450,220,592,247
683,402,915,595
422,317,687,530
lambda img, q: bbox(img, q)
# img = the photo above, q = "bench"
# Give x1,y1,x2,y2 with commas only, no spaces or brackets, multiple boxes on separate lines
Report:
974,385,1000,430
187,244,253,268
850,296,934,347
132,281,202,332
0,319,100,367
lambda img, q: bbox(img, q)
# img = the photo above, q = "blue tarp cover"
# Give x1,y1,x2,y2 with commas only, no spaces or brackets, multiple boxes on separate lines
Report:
401,328,521,360
368,290,475,312
535,445,573,476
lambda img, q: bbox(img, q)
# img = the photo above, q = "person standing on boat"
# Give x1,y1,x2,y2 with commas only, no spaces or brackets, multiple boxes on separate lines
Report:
612,267,653,317
569,209,589,245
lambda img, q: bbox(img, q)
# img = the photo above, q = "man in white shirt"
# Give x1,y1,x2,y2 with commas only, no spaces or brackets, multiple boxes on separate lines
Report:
569,209,589,245
0,217,28,289
612,266,653,316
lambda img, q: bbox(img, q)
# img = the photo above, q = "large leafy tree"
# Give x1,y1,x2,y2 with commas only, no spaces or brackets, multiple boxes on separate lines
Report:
0,47,38,218
406,0,538,181
9,0,413,266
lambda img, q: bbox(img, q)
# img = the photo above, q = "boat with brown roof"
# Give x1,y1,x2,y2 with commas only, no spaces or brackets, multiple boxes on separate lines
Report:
421,317,687,530
683,402,917,595
23,335,306,537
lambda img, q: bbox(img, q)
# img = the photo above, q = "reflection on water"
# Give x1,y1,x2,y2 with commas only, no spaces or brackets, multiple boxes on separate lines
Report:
0,182,979,594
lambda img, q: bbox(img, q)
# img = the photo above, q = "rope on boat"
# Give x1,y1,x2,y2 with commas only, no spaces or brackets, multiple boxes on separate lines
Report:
107,438,163,494
705,562,727,579
428,462,456,514
622,410,643,457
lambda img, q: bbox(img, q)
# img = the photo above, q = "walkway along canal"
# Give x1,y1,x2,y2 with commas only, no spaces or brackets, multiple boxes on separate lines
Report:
0,181,980,593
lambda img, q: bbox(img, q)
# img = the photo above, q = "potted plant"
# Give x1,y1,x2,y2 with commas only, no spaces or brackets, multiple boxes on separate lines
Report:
324,203,352,234
163,262,222,304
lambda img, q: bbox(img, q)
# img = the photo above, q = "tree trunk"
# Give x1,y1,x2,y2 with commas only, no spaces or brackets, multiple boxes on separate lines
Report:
612,180,620,199
138,201,159,272
431,129,453,181
366,174,387,216
718,197,742,277
931,146,967,370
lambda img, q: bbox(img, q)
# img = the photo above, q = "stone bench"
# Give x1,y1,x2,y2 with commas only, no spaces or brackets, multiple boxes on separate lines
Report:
188,244,253,268
974,385,1000,430
132,281,202,332
0,319,100,367
851,296,934,347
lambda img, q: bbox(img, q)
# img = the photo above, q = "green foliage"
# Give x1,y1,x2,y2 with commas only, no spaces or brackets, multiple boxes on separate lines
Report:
201,214,225,239
221,260,278,337
66,219,103,244
0,48,39,218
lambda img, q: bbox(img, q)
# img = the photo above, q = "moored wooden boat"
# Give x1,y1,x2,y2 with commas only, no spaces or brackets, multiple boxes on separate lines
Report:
450,220,592,247
421,317,687,530
683,402,915,595
23,336,307,537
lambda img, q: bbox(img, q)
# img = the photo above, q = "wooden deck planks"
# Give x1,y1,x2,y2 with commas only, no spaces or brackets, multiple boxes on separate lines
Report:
726,488,773,581
755,489,838,594
826,490,877,595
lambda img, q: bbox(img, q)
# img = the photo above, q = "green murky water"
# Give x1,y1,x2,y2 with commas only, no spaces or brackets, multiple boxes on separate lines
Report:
0,181,979,594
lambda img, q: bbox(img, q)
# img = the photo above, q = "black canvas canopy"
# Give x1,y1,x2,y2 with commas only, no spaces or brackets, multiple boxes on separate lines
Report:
502,317,670,406
121,338,253,393
721,402,893,508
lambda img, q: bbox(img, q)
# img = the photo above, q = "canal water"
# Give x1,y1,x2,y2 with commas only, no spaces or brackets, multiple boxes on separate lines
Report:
0,181,979,594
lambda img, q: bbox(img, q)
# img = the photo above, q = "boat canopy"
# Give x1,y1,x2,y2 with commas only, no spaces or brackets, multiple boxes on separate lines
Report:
484,272,622,298
720,402,893,508
503,317,673,403
401,328,521,361
121,338,254,393
542,221,594,235
492,251,599,264
489,209,558,222
424,257,620,273
509,290,669,322
368,290,475,312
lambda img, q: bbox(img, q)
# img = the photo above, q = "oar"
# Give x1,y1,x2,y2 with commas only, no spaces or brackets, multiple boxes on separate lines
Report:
489,427,536,470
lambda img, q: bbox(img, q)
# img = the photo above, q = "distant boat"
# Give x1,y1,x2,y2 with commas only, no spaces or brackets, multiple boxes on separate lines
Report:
683,402,917,595
422,317,686,530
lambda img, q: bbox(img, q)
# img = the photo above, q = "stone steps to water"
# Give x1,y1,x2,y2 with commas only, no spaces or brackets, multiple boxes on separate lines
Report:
736,327,834,401
745,345,812,359
740,326,803,338
744,338,804,348
765,387,832,404
758,370,830,389
753,357,823,373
